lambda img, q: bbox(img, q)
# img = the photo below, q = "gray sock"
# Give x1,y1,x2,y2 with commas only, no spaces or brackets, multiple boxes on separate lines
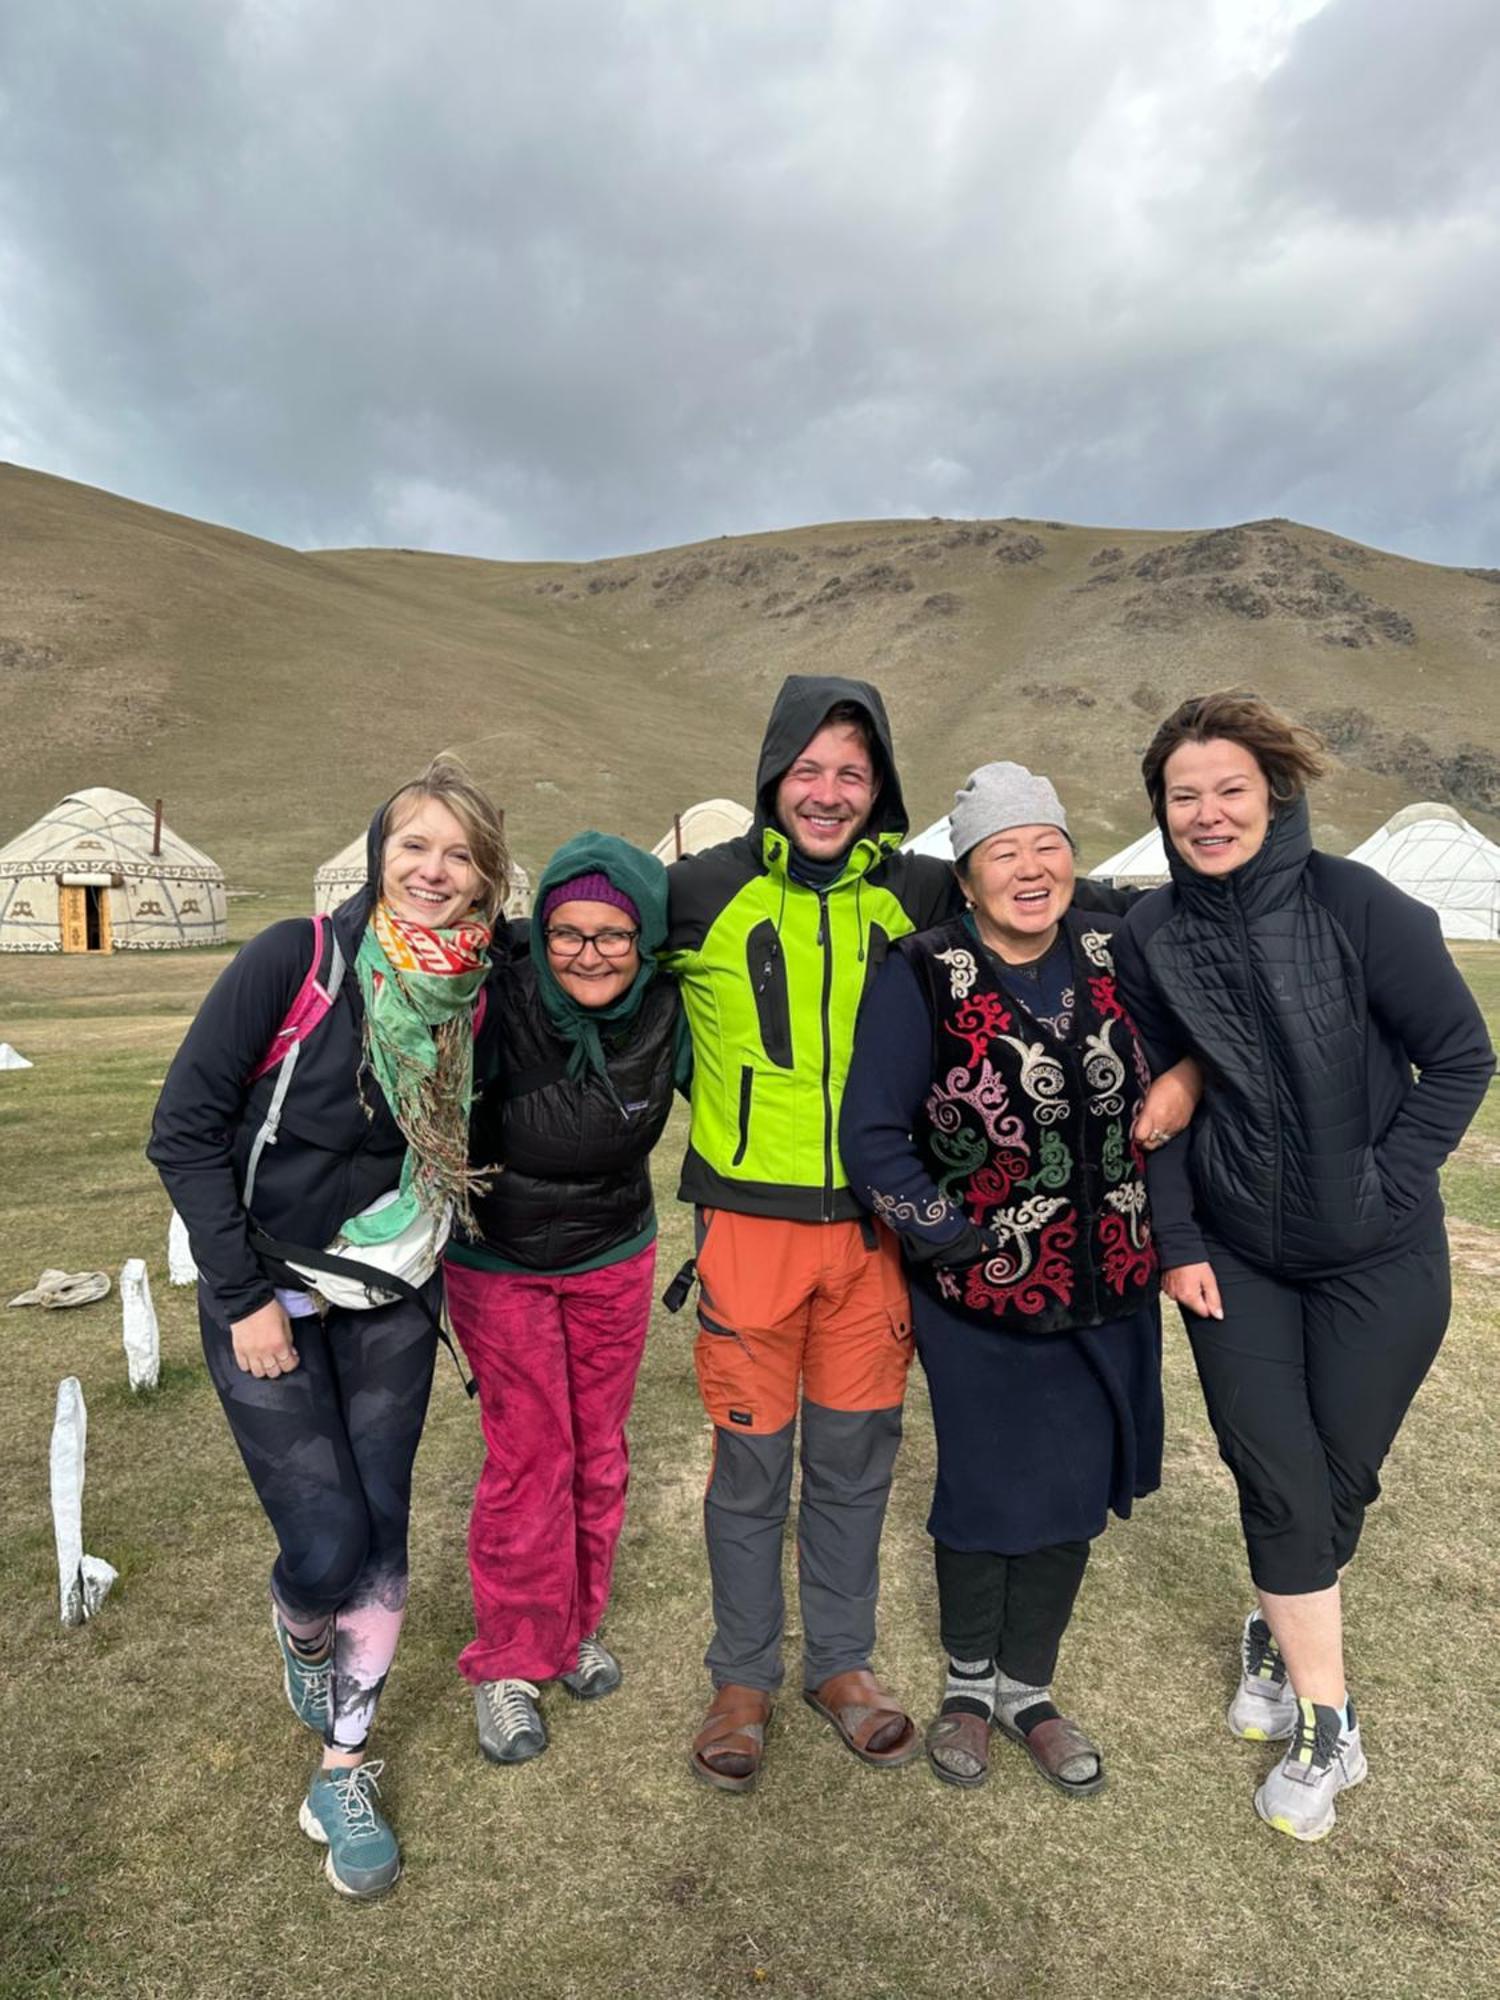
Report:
943,1656,997,1720
994,1670,1050,1732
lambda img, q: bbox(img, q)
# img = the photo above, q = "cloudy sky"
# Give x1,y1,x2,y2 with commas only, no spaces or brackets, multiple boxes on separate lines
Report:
1,0,1496,564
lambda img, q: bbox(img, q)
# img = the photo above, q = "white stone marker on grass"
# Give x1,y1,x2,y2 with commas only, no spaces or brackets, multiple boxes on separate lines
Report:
0,1042,33,1069
167,1210,197,1286
50,1377,118,1627
120,1257,160,1391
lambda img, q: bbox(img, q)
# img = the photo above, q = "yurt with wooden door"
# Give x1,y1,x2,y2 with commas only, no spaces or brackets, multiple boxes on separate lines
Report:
0,788,227,952
314,834,533,919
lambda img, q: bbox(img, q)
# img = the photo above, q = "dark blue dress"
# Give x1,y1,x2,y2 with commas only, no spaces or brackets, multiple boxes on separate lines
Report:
842,940,1163,1554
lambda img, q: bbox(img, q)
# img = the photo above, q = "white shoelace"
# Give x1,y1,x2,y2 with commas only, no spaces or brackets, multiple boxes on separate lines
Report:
324,1760,385,1835
487,1680,541,1735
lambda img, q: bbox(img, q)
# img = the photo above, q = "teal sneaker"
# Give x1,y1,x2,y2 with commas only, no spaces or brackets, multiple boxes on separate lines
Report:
272,1609,331,1736
559,1633,623,1702
1254,1699,1367,1842
299,1760,401,1897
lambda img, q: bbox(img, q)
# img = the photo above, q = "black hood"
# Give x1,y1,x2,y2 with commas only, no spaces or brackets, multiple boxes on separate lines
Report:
752,674,909,842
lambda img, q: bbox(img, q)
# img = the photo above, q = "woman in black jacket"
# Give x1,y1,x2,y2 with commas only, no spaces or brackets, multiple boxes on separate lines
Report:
444,831,687,1767
149,757,507,1897
1113,691,1494,1842
841,761,1199,1798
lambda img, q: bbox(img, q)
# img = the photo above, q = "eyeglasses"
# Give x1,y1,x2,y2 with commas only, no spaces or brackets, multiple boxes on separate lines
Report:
544,925,640,960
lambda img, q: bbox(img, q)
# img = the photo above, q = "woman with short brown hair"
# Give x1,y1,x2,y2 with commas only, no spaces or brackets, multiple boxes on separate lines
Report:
1114,692,1493,1841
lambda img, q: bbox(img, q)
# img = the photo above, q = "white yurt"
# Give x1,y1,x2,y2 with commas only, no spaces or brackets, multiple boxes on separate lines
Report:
1347,802,1500,941
652,799,753,862
0,789,227,953
902,814,955,861
313,836,532,919
1092,826,1170,889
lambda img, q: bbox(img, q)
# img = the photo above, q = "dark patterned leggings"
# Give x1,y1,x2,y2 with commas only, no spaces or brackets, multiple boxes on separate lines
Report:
199,1283,438,1750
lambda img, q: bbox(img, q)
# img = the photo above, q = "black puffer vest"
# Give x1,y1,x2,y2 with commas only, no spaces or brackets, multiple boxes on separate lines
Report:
1139,796,1388,1275
463,959,680,1270
897,910,1157,1333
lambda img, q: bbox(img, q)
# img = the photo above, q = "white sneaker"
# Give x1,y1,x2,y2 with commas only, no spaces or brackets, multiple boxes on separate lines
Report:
1228,1611,1298,1741
475,1679,547,1764
1254,1698,1367,1841
559,1632,623,1702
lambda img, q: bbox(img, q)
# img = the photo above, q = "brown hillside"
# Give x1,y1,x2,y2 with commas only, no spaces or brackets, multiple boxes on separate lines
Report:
3,462,1498,900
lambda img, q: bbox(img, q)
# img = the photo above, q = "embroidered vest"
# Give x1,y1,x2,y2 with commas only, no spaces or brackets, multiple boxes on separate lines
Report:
898,911,1157,1333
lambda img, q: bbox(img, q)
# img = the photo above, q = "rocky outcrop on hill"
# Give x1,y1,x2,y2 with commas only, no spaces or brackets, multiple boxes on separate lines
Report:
1086,522,1417,648
1311,706,1500,815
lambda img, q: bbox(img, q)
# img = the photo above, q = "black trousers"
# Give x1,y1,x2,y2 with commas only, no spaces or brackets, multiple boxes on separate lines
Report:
1184,1232,1450,1595
935,1539,1091,1686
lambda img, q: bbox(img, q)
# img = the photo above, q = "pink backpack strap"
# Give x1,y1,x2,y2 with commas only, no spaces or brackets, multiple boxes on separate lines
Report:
241,915,347,1211
247,914,343,1085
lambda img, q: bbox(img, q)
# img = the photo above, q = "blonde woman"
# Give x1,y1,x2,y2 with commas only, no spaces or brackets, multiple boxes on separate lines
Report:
150,758,506,1897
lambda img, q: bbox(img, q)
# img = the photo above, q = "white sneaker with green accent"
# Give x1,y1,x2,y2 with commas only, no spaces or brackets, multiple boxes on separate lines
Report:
559,1633,623,1702
1254,1697,1367,1842
1228,1611,1298,1742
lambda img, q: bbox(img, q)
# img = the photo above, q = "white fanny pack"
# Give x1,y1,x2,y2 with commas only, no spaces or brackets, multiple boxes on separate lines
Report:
282,1190,453,1311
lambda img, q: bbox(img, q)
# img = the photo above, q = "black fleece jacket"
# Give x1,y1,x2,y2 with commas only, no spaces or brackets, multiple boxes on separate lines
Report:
1113,799,1494,1278
148,805,497,1323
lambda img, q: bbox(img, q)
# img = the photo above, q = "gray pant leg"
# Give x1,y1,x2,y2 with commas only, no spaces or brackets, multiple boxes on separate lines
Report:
797,1401,904,1690
703,1421,795,1692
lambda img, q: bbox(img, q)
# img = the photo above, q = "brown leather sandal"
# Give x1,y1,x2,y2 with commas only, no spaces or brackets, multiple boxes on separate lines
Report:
997,1710,1106,1796
925,1709,992,1789
691,1683,772,1793
803,1669,921,1769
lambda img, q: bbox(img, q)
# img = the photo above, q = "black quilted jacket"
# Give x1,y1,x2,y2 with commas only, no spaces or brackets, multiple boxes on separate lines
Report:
460,956,681,1271
1113,797,1494,1278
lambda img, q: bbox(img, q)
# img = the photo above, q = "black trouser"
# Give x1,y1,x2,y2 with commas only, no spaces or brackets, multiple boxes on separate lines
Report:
935,1540,1091,1686
200,1283,438,1747
1183,1233,1450,1595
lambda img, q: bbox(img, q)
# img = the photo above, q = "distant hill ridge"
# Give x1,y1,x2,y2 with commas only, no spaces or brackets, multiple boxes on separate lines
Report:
2,462,1497,903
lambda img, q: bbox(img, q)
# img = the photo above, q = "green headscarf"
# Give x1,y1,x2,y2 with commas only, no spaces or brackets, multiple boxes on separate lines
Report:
531,831,689,1093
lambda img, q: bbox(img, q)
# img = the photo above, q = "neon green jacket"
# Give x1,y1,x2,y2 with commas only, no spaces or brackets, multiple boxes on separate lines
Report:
663,676,954,1221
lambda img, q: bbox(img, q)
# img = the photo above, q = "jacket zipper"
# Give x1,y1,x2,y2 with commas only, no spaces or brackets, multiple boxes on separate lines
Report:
1231,880,1282,1268
817,890,835,1220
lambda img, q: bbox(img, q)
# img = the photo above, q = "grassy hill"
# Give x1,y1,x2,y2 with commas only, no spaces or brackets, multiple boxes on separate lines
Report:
4,461,1499,902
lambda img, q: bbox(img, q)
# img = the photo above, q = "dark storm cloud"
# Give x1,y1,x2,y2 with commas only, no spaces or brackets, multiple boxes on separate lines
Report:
0,1,1495,563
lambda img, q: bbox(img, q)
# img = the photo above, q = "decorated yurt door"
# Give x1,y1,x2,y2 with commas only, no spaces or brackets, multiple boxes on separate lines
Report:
58,885,113,954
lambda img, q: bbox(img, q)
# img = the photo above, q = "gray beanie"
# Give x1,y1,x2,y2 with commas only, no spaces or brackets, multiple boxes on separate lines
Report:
949,760,1072,862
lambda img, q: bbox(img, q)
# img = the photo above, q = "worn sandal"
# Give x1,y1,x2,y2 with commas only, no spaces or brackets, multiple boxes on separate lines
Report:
997,1710,1106,1796
804,1669,921,1769
691,1683,772,1793
925,1709,992,1789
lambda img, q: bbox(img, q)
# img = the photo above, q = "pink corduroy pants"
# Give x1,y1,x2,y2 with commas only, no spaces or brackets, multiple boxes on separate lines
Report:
445,1243,655,1684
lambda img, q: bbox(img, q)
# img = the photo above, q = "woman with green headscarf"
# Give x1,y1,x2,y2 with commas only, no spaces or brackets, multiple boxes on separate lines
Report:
444,831,689,1767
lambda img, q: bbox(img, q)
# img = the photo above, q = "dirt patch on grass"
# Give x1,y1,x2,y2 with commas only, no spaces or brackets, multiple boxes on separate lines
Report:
1446,1218,1500,1276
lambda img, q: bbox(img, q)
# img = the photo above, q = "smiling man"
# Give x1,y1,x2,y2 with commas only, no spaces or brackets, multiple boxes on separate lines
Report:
662,674,957,1790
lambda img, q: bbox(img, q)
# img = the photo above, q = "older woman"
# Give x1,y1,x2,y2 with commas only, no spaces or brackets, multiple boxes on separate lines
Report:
1113,691,1494,1841
444,832,688,1766
150,758,506,1898
842,762,1193,1795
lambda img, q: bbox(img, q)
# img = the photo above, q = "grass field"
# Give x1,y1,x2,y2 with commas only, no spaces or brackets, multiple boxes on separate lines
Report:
1,940,1498,2000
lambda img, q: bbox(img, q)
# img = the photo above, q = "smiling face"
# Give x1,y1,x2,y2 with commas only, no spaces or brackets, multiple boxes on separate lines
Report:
380,795,481,928
961,823,1075,961
543,898,642,1007
1162,737,1272,876
773,720,881,863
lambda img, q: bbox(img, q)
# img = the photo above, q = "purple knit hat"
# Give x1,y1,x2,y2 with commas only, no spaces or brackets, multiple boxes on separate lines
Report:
541,872,640,926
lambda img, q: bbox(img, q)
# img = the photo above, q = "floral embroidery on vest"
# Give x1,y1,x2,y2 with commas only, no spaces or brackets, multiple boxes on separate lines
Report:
907,915,1156,1333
